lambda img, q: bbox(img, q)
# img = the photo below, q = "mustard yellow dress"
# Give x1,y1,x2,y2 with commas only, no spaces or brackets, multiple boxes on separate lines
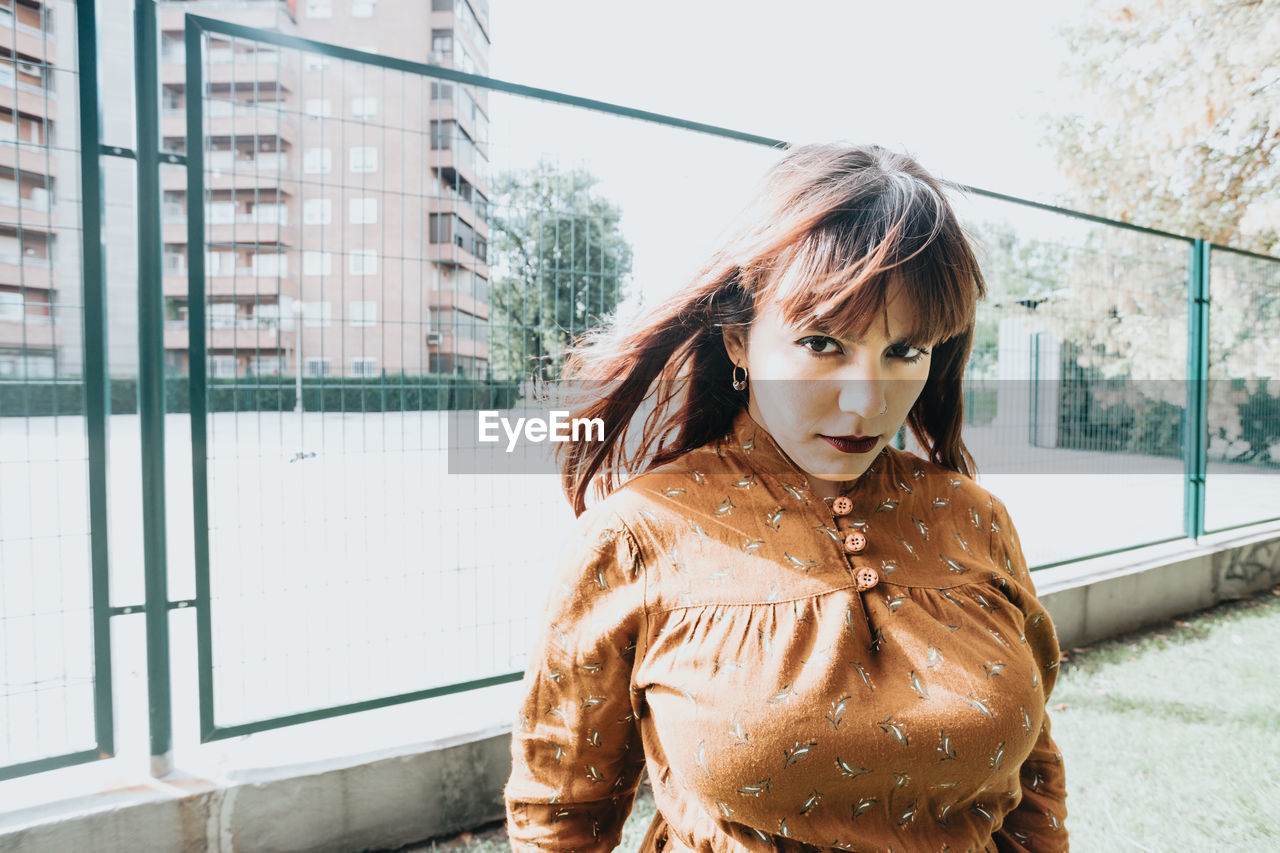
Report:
505,407,1068,853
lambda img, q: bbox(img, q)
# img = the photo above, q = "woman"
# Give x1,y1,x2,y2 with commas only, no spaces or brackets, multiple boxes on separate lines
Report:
504,143,1068,853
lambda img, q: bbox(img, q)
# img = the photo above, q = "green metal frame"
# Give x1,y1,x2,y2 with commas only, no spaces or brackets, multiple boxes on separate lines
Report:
173,12,1280,745
1198,241,1280,536
1184,239,1211,540
179,11,792,743
136,0,175,774
0,0,117,784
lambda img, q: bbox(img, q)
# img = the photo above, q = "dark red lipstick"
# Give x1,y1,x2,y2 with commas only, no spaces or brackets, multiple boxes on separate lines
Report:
821,434,878,454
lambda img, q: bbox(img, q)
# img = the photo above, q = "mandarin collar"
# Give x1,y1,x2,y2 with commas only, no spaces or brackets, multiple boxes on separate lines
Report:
722,406,891,497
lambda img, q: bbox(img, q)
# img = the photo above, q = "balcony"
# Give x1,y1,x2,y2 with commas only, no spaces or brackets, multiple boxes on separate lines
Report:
0,317,56,349
429,195,489,238
0,255,53,289
162,55,298,94
0,17,52,64
0,199,54,233
163,155,291,191
164,219,298,248
0,80,55,117
426,146,489,197
164,321,285,352
162,105,298,147
427,287,489,321
424,241,488,279
0,142,58,176
162,269,297,298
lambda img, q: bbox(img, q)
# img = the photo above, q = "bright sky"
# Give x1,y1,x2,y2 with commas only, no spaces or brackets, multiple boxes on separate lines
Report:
485,0,1079,311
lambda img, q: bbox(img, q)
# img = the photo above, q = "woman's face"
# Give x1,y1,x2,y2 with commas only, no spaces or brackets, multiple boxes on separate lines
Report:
723,286,934,499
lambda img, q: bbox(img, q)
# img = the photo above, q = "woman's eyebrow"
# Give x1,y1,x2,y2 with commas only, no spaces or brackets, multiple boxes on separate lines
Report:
801,324,915,344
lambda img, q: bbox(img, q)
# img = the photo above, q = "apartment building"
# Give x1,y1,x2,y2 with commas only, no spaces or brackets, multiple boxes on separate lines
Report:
157,0,492,380
0,0,57,380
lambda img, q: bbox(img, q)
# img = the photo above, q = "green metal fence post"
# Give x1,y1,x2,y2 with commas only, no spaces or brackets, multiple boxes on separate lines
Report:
134,0,174,777
184,15,215,744
76,0,115,767
1184,239,1210,540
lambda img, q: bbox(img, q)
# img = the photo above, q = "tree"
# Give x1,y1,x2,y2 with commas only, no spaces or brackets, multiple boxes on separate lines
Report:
1046,0,1279,254
487,161,633,383
1042,0,1280,464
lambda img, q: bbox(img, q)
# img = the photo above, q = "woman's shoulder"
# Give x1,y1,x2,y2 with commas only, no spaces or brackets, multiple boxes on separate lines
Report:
880,443,1002,519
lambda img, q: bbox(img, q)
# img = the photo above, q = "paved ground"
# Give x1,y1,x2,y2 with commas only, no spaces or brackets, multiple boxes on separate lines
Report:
2,411,1278,782
389,583,1280,853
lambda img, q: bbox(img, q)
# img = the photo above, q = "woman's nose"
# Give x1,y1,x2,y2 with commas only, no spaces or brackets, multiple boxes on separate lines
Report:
835,365,888,419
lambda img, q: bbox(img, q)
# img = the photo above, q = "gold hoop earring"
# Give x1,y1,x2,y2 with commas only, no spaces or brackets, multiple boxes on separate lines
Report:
731,364,748,391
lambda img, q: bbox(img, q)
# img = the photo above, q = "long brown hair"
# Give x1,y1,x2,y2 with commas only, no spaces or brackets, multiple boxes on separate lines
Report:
554,143,986,516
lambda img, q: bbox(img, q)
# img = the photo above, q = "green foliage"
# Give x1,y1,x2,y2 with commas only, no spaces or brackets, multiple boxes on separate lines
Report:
0,374,519,417
487,160,633,382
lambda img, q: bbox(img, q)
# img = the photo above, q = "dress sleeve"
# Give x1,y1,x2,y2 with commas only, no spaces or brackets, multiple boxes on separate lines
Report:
504,502,649,852
988,496,1070,853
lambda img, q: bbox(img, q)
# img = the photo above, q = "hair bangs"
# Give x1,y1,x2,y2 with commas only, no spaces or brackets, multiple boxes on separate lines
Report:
762,193,980,348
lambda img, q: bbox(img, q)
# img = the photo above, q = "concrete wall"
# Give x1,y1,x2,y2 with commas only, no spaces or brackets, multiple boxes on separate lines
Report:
2,520,1278,853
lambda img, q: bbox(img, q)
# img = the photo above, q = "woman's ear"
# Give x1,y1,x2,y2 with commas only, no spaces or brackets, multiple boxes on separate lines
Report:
722,324,748,367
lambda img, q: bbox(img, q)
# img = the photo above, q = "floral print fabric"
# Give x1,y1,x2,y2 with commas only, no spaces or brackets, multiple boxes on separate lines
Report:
505,408,1068,853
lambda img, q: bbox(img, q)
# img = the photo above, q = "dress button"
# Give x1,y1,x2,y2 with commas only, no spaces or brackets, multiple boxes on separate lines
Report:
831,496,853,516
844,531,867,553
854,566,879,591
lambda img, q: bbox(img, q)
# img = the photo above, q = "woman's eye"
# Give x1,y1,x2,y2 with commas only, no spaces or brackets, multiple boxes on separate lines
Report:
797,335,842,355
892,344,930,363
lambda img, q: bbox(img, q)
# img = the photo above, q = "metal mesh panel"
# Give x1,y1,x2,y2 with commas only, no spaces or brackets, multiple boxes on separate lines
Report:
0,0,102,780
1205,247,1280,532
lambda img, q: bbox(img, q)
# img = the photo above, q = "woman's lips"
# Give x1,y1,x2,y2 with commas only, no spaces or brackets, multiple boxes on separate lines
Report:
821,435,878,454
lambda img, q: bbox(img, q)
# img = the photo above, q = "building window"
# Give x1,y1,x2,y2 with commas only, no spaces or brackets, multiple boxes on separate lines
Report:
349,249,377,276
210,356,237,378
349,146,377,173
204,251,235,276
432,0,453,11
349,300,376,327
209,302,238,330
305,357,332,377
251,203,287,225
304,98,332,119
351,1,376,18
0,292,22,321
250,355,283,376
349,197,377,224
350,356,378,377
303,251,332,277
304,198,332,225
207,201,236,224
351,96,377,119
306,1,332,19
428,213,485,261
429,120,452,150
428,213,452,244
303,302,332,328
431,29,453,60
304,147,333,174
430,82,453,102
251,253,288,277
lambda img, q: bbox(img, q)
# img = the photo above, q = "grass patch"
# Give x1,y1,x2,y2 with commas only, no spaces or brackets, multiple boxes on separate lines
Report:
389,585,1280,853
